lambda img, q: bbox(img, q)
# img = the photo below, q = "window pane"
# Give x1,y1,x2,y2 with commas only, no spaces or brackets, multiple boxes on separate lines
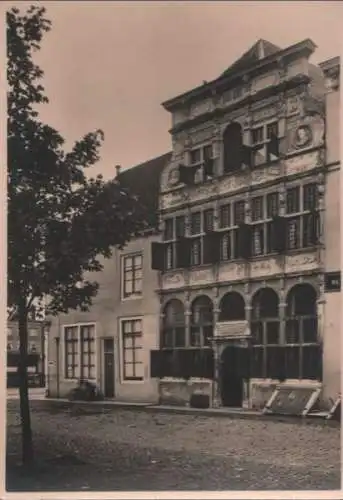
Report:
124,257,133,270
234,201,245,225
165,243,174,270
191,212,201,235
190,148,201,164
164,218,174,240
286,319,300,344
286,187,300,214
267,193,279,218
303,317,318,343
124,348,134,363
175,216,185,238
303,184,317,211
124,363,134,378
190,327,201,347
135,347,144,363
251,321,263,344
219,204,231,228
251,127,264,144
133,255,142,268
133,320,142,333
123,321,132,333
134,279,142,293
266,322,280,344
175,327,185,347
251,197,264,221
203,144,213,160
204,209,214,232
162,329,173,348
267,122,278,138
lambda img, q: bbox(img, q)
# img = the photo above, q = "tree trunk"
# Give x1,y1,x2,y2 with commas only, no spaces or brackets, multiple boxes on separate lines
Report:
18,302,34,465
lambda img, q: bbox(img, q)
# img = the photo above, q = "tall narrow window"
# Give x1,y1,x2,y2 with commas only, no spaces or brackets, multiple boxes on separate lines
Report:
190,296,213,347
123,254,143,298
162,300,185,348
80,325,95,379
285,184,319,250
223,122,243,173
122,319,144,381
65,326,78,379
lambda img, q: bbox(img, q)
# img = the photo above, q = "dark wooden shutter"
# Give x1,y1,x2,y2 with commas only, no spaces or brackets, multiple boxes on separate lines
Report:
237,223,251,259
150,350,164,378
271,216,287,253
203,231,221,264
310,210,320,244
179,164,198,185
151,242,165,270
176,237,191,268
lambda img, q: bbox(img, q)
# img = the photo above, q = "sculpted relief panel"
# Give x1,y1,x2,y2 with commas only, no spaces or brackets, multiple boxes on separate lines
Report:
161,272,185,290
250,258,281,279
285,150,321,177
218,262,246,283
287,114,325,155
285,252,319,274
189,268,214,287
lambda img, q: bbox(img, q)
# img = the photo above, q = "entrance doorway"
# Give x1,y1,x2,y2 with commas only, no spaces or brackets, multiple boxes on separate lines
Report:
103,338,115,398
220,345,243,407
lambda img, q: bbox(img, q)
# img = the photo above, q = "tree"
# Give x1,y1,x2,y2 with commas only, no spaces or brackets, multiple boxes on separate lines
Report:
7,5,149,465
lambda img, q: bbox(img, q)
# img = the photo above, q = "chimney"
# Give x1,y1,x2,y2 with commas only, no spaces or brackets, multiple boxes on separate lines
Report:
115,165,121,178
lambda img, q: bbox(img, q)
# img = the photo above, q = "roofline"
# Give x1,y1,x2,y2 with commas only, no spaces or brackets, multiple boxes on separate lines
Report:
117,151,172,177
319,56,340,72
162,38,317,111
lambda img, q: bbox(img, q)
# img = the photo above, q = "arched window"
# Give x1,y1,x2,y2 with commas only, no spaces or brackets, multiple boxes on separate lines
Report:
286,284,317,344
190,296,213,347
251,288,280,379
162,299,185,348
285,284,320,380
223,122,243,174
219,292,245,321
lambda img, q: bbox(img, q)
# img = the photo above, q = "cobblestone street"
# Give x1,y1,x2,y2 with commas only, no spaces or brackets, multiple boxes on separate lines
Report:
6,400,341,491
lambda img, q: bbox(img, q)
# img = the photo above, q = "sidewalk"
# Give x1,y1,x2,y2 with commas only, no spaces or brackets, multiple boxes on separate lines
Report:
24,396,340,427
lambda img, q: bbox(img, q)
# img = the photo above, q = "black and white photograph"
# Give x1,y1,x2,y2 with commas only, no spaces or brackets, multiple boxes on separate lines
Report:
3,0,342,496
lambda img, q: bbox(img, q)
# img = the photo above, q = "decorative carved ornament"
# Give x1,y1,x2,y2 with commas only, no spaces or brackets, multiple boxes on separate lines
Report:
288,115,325,154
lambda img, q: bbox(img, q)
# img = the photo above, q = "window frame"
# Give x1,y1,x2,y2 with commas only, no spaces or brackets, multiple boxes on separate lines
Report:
63,323,97,381
250,119,279,168
121,253,143,300
189,143,214,181
120,317,144,383
285,183,319,251
250,192,279,257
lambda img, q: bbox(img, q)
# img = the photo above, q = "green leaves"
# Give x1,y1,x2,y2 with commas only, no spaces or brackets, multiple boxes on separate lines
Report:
7,5,149,316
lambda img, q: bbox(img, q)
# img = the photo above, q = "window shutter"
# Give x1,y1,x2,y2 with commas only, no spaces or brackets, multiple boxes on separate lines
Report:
237,223,251,259
150,350,164,378
151,242,165,270
203,231,221,265
176,237,191,268
272,216,287,253
179,164,198,185
310,210,320,244
278,118,286,138
267,133,279,160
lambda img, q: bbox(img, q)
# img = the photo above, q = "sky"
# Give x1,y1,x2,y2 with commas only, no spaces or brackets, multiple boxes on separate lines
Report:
7,1,343,179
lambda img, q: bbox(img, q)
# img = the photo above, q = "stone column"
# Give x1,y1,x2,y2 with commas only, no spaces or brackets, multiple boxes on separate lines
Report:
212,122,223,176
211,303,222,408
184,302,192,348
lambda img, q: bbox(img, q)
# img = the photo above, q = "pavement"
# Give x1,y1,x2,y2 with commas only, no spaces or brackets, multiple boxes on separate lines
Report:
6,399,341,492
7,388,339,427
